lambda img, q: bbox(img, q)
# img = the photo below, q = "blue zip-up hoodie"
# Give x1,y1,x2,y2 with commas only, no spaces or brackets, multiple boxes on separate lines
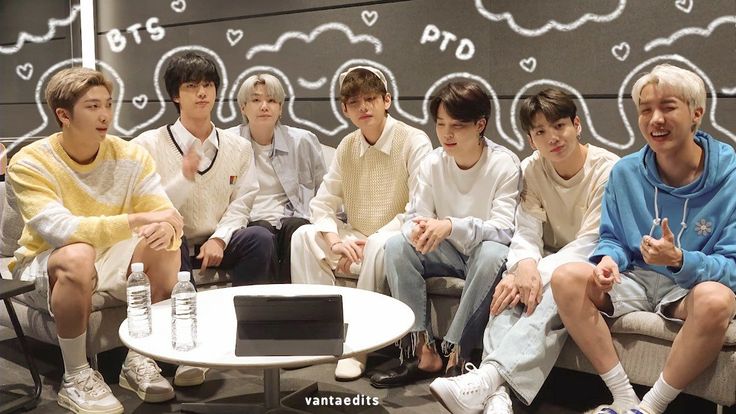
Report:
591,131,736,292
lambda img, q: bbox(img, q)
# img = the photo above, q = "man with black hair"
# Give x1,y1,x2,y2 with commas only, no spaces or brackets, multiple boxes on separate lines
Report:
134,52,273,387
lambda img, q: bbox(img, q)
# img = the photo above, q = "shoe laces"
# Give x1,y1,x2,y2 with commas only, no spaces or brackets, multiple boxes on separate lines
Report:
452,363,492,397
128,356,163,383
72,368,110,399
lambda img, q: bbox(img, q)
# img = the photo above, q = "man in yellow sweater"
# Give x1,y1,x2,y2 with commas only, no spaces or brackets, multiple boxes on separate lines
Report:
8,68,183,414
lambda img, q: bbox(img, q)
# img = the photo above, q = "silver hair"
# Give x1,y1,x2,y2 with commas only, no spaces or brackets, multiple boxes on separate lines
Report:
236,73,286,124
631,63,706,127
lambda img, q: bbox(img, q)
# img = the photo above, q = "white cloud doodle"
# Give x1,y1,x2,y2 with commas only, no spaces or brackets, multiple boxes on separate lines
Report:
474,0,626,37
644,15,736,52
722,86,736,95
0,5,80,54
245,22,382,60
297,77,328,90
617,54,735,146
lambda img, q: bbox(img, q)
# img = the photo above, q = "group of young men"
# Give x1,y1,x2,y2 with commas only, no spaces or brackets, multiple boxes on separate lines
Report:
3,50,734,414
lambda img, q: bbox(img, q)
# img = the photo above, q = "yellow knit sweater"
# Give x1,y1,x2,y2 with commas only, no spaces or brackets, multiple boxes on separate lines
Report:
7,133,179,269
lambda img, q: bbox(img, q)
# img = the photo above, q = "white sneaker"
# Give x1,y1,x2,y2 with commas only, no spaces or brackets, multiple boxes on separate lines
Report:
174,365,209,387
57,367,123,414
430,363,495,414
483,386,513,413
334,354,366,381
119,354,175,402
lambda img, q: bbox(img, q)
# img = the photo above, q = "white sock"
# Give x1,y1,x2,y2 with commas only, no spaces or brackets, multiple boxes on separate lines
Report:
479,364,504,394
640,373,681,414
600,362,639,407
58,332,89,376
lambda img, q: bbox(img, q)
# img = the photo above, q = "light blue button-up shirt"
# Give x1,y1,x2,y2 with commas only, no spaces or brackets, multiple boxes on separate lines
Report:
226,123,327,222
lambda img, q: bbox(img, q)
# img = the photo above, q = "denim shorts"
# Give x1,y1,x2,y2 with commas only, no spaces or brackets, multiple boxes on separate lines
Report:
603,267,689,323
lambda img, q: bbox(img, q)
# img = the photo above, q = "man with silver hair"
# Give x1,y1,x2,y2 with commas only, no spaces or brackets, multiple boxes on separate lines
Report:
552,64,736,414
226,73,326,282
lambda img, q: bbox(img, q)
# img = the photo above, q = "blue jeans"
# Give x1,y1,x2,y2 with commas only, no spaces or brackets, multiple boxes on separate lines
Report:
384,233,508,357
480,284,566,405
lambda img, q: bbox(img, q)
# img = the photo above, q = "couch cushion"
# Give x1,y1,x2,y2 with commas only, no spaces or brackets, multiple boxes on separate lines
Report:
609,310,736,346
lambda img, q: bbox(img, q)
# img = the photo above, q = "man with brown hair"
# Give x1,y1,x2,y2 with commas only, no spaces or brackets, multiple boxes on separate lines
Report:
8,67,183,414
290,66,431,380
431,87,618,414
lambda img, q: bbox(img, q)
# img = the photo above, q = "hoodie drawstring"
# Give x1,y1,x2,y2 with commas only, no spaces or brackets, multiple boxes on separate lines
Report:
649,187,690,249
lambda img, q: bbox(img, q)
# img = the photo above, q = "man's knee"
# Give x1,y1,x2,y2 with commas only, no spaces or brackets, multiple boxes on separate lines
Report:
48,243,96,290
550,263,589,297
475,241,509,269
384,233,412,261
688,282,736,330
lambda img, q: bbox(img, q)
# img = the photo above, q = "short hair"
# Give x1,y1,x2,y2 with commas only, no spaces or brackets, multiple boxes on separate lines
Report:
164,52,221,113
45,67,113,127
236,74,286,124
631,63,706,126
339,68,387,103
430,81,491,136
519,88,578,136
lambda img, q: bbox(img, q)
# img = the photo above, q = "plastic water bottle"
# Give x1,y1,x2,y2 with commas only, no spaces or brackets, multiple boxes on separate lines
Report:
126,262,152,338
171,271,197,351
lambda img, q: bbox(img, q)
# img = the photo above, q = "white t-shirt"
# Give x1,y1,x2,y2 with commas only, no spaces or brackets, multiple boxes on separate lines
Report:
250,141,289,227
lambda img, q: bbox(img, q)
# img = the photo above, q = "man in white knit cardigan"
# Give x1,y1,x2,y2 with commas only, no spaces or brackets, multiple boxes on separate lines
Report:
290,66,432,380
134,52,273,387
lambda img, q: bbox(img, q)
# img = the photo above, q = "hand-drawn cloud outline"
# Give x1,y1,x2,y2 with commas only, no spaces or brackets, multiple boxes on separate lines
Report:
245,22,382,60
474,0,626,37
0,5,81,55
644,15,736,52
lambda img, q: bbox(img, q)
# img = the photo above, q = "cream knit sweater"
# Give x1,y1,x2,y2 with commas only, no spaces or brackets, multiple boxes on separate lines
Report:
133,126,257,246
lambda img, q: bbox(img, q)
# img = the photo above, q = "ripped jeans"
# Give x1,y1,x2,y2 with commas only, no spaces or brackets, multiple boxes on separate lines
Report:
383,233,508,359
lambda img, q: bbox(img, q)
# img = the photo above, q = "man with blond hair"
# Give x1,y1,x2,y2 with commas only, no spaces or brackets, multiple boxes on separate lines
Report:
552,64,736,414
8,67,183,414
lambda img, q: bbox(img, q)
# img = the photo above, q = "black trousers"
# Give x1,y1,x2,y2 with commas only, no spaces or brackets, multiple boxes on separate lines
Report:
247,217,310,284
179,226,275,286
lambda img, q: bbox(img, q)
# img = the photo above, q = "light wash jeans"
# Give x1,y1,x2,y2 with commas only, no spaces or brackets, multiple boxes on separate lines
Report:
384,233,508,357
480,284,566,405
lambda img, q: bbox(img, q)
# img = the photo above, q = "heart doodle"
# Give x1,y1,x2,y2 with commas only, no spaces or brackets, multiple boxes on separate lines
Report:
16,63,33,80
519,57,537,73
226,29,243,46
132,94,148,110
361,10,378,27
675,0,693,13
171,0,186,13
611,42,630,61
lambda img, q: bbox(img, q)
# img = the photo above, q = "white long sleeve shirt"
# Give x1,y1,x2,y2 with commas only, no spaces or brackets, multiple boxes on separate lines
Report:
402,138,521,256
507,144,619,284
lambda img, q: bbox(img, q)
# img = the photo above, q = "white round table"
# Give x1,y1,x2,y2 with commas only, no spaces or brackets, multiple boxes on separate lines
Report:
119,284,414,413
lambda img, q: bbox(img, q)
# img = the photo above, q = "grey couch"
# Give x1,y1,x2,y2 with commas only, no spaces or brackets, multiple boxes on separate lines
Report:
1,177,735,409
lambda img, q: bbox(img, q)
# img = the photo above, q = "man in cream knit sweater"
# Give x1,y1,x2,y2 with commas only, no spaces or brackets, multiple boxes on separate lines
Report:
134,53,272,386
430,88,618,414
290,66,432,380
8,68,184,414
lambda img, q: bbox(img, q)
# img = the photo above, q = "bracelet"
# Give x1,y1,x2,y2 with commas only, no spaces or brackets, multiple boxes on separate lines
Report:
329,241,343,250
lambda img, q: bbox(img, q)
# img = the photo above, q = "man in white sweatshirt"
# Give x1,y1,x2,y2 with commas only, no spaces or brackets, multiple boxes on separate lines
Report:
372,80,520,388
134,52,271,386
430,88,619,414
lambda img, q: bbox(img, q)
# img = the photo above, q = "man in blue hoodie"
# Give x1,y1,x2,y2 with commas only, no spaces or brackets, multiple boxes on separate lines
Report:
551,64,736,414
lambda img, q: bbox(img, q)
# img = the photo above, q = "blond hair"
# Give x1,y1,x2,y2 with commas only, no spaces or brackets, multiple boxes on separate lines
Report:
45,67,113,127
631,64,705,127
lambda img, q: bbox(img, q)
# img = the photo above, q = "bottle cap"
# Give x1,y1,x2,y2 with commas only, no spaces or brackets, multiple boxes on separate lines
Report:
177,271,190,282
131,263,144,272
